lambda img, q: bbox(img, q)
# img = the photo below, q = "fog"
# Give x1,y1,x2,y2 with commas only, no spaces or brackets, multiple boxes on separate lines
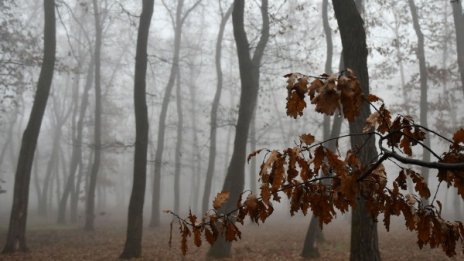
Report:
0,0,463,259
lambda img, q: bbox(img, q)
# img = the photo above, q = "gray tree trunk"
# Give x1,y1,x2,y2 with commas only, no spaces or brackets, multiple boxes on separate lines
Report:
208,0,269,257
2,0,56,253
85,0,103,231
332,0,380,260
451,0,464,94
119,0,153,258
408,0,431,193
202,3,233,214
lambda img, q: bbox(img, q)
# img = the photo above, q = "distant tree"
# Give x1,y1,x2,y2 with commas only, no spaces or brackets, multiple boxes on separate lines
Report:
202,1,233,215
85,0,103,231
2,0,56,253
451,0,464,94
150,0,201,227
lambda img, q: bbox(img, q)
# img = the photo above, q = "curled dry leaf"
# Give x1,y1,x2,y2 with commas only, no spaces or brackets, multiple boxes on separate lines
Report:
213,192,230,209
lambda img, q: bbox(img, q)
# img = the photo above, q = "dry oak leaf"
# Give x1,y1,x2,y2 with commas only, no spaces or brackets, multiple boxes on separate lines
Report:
287,91,307,118
452,128,464,144
213,192,230,209
300,133,315,145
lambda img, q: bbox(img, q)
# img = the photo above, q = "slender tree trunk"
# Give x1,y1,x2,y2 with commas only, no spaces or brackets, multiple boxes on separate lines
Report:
208,0,269,257
58,55,94,224
408,0,431,191
202,3,233,214
120,0,153,258
85,0,103,231
2,0,55,253
174,73,183,214
151,0,184,227
302,0,333,257
332,0,380,260
248,111,257,194
451,0,464,94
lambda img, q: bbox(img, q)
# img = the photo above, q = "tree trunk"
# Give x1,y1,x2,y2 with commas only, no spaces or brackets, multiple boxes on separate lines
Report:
119,0,153,258
302,0,335,256
1,0,55,253
451,0,464,94
85,0,103,231
202,3,233,214
408,0,431,195
58,54,94,224
150,0,184,227
208,0,269,257
174,73,183,214
332,1,380,260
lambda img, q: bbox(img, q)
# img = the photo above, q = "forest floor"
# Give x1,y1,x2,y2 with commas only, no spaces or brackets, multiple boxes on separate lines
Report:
0,215,462,260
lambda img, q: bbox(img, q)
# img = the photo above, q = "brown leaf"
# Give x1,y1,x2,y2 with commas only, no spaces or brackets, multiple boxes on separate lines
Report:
300,133,315,145
213,192,230,209
452,128,464,144
247,149,264,163
286,91,306,118
364,112,380,132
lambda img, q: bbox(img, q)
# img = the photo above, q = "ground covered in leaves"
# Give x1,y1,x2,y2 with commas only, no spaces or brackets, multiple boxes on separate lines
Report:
0,215,461,260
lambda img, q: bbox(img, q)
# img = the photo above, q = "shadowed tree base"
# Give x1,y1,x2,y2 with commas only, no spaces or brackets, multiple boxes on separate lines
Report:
207,236,232,258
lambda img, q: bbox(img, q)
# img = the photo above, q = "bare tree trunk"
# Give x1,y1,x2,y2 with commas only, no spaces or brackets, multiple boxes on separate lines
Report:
408,0,431,193
174,73,183,214
85,0,103,231
208,0,269,257
119,0,153,258
302,0,333,257
451,0,464,94
248,111,257,194
2,0,55,253
332,0,380,260
202,3,233,214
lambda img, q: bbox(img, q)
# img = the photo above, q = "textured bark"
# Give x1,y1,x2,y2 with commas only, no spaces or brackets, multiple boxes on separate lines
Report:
202,3,233,214
408,0,431,192
85,0,103,231
2,0,56,253
332,1,380,260
208,0,269,257
119,0,153,258
451,0,464,94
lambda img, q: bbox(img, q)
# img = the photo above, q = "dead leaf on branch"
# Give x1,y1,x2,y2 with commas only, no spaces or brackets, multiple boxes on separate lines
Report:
299,133,315,145
213,192,230,209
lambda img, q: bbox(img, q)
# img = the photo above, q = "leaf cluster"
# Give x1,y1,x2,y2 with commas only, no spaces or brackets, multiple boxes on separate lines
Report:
170,70,464,257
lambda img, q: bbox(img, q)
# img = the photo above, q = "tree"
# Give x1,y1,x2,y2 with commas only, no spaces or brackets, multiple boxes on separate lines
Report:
150,0,201,227
207,0,269,257
451,0,464,94
2,0,56,253
119,0,153,258
332,0,380,260
85,0,103,231
408,0,431,200
202,1,233,215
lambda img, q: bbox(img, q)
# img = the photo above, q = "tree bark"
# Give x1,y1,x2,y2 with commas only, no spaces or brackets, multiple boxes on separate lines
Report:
202,3,233,214
85,0,103,231
119,0,153,258
208,0,269,257
451,0,464,94
332,1,380,260
2,0,56,253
